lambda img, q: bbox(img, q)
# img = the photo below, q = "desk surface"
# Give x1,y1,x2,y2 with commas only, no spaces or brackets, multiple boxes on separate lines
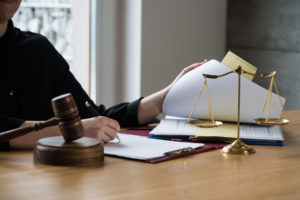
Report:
0,110,300,200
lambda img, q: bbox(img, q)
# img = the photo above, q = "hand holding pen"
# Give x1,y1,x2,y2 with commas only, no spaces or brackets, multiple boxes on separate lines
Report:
85,101,121,142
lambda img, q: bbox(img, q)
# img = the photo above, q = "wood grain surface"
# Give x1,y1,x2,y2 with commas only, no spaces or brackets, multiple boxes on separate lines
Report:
0,110,299,200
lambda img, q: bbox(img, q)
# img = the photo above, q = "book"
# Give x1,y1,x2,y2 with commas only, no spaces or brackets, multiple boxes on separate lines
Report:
149,119,284,145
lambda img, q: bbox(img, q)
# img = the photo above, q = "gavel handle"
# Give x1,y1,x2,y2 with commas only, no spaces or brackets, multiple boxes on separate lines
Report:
0,118,58,143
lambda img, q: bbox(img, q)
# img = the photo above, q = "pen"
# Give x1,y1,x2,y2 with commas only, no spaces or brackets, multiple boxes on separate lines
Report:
85,101,121,142
164,147,194,156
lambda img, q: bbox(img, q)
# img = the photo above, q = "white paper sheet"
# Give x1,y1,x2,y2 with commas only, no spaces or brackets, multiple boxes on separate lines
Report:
163,59,285,123
104,133,204,160
240,125,283,141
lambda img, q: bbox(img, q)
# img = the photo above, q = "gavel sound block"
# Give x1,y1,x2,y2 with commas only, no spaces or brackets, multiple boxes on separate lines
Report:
0,93,104,167
34,93,104,167
34,136,103,167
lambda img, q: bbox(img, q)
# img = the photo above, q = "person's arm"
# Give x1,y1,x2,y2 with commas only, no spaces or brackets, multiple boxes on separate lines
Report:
9,117,120,149
0,114,25,149
7,60,206,149
9,121,61,149
138,60,207,124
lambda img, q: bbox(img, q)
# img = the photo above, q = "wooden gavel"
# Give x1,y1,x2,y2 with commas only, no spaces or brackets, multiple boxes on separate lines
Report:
0,93,84,143
0,93,104,167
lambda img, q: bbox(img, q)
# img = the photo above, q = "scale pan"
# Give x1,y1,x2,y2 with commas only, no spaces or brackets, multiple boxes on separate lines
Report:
254,118,289,126
187,120,223,128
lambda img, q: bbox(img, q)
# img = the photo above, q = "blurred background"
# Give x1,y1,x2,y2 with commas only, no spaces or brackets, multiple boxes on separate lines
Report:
13,0,300,110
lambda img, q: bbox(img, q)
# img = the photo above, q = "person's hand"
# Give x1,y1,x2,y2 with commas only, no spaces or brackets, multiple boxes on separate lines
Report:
170,59,208,87
82,116,120,143
137,59,208,124
164,59,208,95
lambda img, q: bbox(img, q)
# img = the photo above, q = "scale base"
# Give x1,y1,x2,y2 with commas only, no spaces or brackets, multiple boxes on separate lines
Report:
187,120,223,128
222,139,256,154
254,118,289,126
34,136,104,167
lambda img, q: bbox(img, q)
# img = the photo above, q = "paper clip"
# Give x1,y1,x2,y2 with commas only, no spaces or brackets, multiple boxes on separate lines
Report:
164,147,195,156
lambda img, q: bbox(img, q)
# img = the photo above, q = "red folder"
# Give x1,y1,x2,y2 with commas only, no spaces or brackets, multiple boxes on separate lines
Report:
118,127,225,163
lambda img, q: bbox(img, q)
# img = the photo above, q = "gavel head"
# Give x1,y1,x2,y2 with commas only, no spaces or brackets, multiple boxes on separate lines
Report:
51,93,84,142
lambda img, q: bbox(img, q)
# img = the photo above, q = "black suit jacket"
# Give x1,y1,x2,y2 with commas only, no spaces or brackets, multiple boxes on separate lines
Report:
0,20,142,148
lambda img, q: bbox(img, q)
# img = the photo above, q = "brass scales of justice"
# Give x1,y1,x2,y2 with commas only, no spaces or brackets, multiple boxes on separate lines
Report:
187,65,289,154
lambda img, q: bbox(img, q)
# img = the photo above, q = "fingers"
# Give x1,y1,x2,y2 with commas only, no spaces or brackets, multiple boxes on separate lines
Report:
106,118,120,132
100,133,113,143
183,63,201,73
97,117,120,142
187,59,208,71
180,59,208,76
82,116,120,143
170,58,208,87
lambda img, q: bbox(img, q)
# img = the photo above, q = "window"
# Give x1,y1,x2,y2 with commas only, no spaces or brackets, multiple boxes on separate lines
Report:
13,0,90,93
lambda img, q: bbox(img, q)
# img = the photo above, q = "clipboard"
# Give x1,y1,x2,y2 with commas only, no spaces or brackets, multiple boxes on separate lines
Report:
146,142,225,163
111,127,225,163
104,133,205,163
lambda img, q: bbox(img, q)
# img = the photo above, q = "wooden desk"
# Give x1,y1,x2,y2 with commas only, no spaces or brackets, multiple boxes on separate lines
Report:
0,110,300,200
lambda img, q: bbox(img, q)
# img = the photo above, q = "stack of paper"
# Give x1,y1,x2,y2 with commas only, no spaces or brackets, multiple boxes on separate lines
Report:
162,59,285,123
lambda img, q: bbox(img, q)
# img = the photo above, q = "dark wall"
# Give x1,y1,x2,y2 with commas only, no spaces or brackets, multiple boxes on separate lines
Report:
227,0,300,110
